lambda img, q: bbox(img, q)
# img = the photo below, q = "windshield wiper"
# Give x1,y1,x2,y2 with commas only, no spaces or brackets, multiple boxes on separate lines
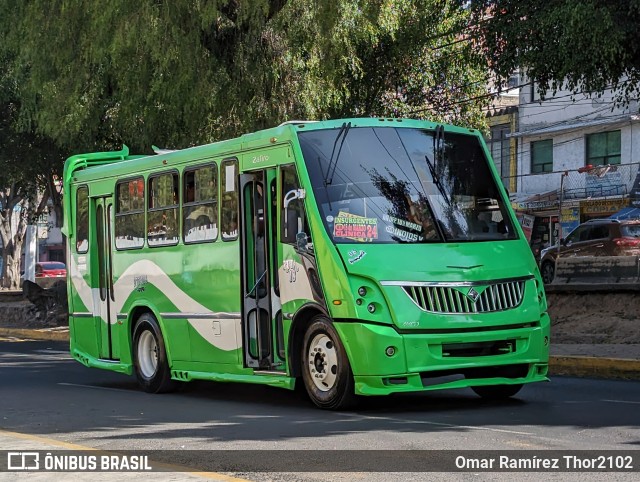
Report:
325,121,351,186
317,155,333,211
426,124,451,206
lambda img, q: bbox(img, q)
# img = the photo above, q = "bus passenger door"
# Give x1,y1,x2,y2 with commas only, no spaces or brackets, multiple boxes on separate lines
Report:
93,197,118,360
240,170,281,370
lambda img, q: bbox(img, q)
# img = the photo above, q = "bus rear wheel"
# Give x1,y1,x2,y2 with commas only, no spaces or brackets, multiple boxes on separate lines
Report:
301,316,357,410
133,313,175,393
471,384,523,400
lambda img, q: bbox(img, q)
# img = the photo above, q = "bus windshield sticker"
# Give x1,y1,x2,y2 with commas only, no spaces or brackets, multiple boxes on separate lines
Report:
333,211,378,242
382,214,422,233
347,249,366,264
385,225,424,242
282,259,300,283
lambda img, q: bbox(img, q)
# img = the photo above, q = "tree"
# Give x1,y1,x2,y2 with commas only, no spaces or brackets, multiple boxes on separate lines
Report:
0,47,65,289
284,0,490,127
468,0,640,104
0,101,65,289
0,1,491,286
3,0,489,153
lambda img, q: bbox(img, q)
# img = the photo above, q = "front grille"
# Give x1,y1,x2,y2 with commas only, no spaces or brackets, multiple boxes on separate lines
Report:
402,280,526,314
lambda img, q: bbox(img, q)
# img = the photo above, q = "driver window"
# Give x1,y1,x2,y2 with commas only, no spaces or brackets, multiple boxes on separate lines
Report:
281,164,311,246
589,226,609,240
565,227,583,244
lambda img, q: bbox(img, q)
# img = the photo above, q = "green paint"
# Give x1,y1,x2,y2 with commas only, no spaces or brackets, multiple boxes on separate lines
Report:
64,118,549,399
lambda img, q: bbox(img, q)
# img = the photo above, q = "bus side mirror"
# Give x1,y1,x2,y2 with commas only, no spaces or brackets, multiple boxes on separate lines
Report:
296,232,308,251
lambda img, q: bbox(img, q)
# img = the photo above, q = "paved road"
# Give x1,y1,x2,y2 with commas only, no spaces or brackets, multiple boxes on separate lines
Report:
1,340,639,481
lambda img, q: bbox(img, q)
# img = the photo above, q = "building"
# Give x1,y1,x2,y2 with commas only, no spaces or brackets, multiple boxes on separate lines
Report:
507,77,640,250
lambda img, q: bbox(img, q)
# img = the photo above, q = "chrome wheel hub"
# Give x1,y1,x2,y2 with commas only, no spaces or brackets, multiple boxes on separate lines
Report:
138,330,158,379
308,334,338,391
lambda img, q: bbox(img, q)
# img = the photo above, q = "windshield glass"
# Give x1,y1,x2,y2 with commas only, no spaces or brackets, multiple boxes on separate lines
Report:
298,126,516,244
621,224,640,237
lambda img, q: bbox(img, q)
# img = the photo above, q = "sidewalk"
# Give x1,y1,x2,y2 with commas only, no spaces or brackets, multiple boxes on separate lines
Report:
1,325,639,380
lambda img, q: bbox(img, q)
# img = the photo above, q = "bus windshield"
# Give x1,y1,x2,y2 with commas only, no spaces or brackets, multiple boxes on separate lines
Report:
298,126,517,244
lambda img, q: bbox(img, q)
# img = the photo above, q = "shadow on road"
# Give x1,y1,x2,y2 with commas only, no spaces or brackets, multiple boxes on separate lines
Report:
1,340,639,447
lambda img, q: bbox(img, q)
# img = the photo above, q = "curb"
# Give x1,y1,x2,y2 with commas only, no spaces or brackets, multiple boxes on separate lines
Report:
549,355,640,380
0,327,70,342
2,328,639,380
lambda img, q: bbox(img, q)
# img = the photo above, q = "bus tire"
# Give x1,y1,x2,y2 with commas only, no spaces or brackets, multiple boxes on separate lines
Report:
301,315,357,410
132,313,175,393
471,384,523,400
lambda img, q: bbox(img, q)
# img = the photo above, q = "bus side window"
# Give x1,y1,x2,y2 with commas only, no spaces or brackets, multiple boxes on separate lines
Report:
147,172,179,247
183,163,218,243
76,186,89,253
115,178,145,250
221,158,239,241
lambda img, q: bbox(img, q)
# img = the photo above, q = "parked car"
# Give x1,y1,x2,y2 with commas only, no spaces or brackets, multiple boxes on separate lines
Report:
35,261,67,288
539,218,640,283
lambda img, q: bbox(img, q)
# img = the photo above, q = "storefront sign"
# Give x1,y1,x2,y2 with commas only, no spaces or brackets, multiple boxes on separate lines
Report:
580,198,627,215
512,200,559,210
518,214,535,242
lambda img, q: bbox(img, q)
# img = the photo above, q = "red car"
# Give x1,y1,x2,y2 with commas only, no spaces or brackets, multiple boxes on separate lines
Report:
35,262,67,287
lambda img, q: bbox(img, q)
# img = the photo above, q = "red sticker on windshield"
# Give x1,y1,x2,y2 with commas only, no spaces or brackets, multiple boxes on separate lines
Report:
333,211,378,242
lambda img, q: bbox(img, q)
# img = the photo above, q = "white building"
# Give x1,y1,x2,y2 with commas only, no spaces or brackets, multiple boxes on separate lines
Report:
508,77,640,245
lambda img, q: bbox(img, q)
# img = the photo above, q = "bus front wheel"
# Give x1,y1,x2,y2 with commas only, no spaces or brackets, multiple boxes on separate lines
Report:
301,316,357,410
133,313,175,393
471,384,523,400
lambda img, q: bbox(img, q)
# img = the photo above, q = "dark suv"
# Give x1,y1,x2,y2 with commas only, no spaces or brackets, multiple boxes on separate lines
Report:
539,218,640,283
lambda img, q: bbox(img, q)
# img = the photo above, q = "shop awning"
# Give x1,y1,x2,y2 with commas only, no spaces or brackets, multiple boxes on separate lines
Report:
511,190,559,210
609,207,640,220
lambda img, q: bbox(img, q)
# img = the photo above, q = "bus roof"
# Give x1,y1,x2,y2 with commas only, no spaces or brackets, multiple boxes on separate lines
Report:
64,118,479,184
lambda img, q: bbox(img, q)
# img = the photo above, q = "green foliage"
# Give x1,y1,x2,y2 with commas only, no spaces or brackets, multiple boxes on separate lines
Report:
468,0,640,103
1,0,489,153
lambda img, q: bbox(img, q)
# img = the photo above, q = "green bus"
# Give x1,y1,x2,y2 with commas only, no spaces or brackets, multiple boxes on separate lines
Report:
63,118,549,410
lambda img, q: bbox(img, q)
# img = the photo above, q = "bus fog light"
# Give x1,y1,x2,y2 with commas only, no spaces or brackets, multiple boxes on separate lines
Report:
544,336,549,346
356,299,363,306
358,286,367,297
367,303,376,313
385,346,396,357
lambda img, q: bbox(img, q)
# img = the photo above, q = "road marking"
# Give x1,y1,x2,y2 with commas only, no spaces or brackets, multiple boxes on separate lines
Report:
58,382,132,392
395,419,534,435
337,413,534,436
1,352,71,359
602,399,640,405
0,429,252,481
0,428,96,450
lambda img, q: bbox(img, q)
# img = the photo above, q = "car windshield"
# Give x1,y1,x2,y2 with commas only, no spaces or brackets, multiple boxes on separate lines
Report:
40,262,66,269
297,126,516,244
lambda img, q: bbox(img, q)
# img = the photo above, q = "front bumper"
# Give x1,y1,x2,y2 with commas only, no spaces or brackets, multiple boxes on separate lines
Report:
335,314,550,396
